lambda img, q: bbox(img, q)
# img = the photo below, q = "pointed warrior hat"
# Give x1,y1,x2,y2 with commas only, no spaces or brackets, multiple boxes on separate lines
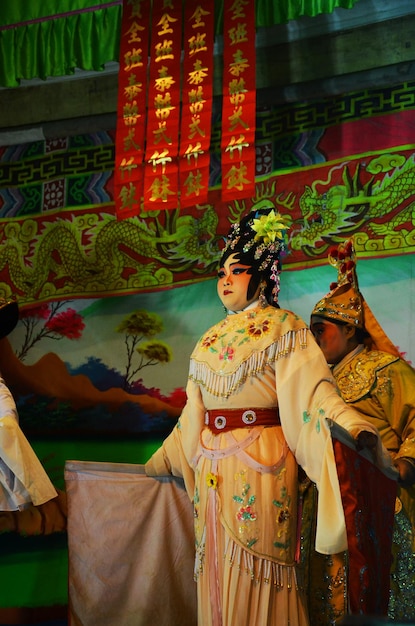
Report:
311,239,401,357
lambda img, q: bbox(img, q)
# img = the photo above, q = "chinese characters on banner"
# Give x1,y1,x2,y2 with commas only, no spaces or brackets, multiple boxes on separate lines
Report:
114,0,149,219
179,0,214,208
221,0,256,202
143,0,182,209
115,0,256,217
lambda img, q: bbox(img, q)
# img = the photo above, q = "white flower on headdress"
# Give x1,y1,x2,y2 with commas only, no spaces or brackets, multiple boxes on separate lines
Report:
251,210,288,245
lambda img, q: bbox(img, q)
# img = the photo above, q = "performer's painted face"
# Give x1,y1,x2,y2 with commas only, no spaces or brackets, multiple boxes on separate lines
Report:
217,253,260,312
310,315,355,365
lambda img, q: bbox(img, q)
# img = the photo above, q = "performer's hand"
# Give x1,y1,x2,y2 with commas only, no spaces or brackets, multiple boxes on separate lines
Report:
355,430,378,453
394,458,415,487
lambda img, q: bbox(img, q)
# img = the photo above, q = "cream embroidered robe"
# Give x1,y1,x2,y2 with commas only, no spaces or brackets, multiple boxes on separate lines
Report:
146,306,390,626
0,376,57,510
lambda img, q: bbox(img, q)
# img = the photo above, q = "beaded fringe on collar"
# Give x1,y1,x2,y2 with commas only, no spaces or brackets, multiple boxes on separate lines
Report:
189,328,308,398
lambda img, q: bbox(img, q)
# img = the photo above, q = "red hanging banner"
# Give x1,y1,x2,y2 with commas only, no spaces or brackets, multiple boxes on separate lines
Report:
114,0,150,220
143,0,183,210
221,0,256,203
179,0,215,208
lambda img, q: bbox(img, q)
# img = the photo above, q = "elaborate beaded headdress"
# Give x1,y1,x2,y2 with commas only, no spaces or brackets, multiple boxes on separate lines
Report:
221,205,290,304
312,239,400,356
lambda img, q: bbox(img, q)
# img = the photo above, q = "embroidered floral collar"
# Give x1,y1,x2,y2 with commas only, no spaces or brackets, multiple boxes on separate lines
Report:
189,307,308,397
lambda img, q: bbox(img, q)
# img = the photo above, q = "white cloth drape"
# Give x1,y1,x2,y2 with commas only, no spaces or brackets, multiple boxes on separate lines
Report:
65,460,197,626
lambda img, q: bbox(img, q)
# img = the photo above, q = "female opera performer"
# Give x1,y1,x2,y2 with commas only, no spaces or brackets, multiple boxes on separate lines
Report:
145,208,394,626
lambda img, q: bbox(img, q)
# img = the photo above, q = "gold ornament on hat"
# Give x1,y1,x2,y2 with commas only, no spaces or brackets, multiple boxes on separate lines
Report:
327,239,358,289
311,239,363,327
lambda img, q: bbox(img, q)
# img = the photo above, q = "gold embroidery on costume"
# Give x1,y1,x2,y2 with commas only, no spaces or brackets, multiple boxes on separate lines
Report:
335,349,399,402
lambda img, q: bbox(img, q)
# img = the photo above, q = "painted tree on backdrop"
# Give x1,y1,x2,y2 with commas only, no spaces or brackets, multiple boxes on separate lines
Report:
115,310,172,390
17,301,85,360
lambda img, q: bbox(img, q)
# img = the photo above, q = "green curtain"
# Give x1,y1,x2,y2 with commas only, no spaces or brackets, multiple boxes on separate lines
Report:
216,0,361,30
0,0,361,88
259,0,361,25
0,1,123,88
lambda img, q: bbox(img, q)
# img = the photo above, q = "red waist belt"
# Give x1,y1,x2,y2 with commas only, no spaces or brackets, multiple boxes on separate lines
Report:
205,408,280,434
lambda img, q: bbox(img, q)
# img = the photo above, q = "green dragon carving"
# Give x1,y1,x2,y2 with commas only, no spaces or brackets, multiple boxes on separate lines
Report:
2,152,415,305
0,205,220,304
289,152,415,256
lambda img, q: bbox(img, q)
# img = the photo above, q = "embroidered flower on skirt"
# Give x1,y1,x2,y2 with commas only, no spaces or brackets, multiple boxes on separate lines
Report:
206,472,218,489
237,505,258,522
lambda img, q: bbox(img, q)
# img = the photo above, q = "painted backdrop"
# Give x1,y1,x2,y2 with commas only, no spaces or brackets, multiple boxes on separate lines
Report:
0,80,415,442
